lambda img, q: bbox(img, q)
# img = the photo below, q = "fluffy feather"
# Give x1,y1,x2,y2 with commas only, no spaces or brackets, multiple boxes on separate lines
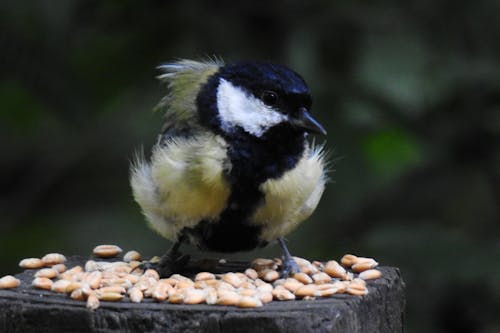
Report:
156,59,222,130
131,133,230,240
252,144,327,240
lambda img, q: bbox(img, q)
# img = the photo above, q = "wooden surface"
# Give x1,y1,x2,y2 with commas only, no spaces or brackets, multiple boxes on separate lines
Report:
0,256,405,333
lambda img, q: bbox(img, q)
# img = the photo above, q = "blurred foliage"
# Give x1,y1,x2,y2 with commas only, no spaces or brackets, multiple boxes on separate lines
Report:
1,1,500,332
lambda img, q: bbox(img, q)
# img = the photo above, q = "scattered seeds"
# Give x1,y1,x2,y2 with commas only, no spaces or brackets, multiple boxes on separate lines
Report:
12,246,383,310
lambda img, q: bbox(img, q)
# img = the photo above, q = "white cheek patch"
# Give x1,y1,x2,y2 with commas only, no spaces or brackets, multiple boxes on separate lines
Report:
216,78,288,137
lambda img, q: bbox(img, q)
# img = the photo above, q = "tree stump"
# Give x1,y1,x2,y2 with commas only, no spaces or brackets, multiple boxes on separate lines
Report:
0,256,405,333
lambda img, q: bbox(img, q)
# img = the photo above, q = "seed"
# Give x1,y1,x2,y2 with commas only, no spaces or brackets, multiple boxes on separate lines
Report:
60,266,83,280
262,269,279,282
123,250,141,262
290,257,315,274
237,296,262,308
52,264,67,274
205,288,218,305
300,264,318,275
80,283,93,297
358,269,382,280
292,256,311,267
99,292,123,301
351,259,378,273
222,273,243,288
257,291,273,304
51,279,71,293
129,261,142,272
168,292,184,304
312,272,331,284
251,258,276,271
170,274,190,281
93,245,123,258
331,281,347,293
84,260,99,272
124,274,140,285
99,286,126,294
293,272,313,284
239,281,256,289
195,272,215,281
272,287,296,301
319,288,338,297
238,288,257,297
19,258,44,269
143,269,160,281
65,282,82,293
349,278,367,289
347,287,367,296
312,261,324,270
152,281,172,301
294,284,320,298
324,260,347,279
129,287,143,303
35,268,58,279
244,268,258,280
70,288,84,301
256,282,273,294
135,277,155,291
85,271,102,289
282,278,303,292
340,254,358,267
41,253,67,266
87,293,100,310
216,290,240,306
176,280,195,289
183,288,206,304
0,275,20,289
32,277,53,290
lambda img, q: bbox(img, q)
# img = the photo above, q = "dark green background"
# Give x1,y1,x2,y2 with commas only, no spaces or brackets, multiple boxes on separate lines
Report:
1,1,500,332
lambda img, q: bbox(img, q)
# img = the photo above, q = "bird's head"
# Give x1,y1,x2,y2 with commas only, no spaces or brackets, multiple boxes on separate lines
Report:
196,61,326,139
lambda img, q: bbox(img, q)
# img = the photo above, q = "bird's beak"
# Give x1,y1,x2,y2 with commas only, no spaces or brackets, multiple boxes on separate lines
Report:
291,107,327,136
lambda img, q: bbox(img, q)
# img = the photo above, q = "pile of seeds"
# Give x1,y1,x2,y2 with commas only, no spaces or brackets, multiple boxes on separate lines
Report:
0,245,382,310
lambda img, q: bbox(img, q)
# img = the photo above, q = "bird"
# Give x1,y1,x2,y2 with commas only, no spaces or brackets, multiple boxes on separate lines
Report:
130,59,328,277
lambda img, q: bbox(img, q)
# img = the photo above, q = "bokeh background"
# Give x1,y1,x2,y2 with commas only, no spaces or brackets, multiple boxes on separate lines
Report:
2,1,500,332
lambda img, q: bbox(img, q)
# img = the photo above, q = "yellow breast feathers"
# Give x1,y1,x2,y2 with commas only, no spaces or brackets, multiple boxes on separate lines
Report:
130,134,230,240
251,144,327,241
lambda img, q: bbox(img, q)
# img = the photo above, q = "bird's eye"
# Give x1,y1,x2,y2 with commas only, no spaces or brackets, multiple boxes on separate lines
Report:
261,91,278,107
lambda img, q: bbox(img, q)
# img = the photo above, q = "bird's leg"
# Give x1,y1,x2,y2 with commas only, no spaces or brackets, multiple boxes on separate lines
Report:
141,234,189,277
278,237,301,277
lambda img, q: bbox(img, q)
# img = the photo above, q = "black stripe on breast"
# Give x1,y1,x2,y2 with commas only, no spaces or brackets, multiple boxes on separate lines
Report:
187,125,306,252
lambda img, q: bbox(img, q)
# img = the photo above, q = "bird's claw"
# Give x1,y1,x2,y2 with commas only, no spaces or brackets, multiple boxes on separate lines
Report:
132,253,191,277
156,253,191,277
280,256,301,277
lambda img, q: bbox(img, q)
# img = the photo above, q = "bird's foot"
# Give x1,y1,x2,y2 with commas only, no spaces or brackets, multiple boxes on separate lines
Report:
280,256,301,277
155,252,191,277
133,253,191,277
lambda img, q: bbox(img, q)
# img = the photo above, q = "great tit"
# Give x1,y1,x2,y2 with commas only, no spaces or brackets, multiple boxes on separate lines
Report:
131,59,327,276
